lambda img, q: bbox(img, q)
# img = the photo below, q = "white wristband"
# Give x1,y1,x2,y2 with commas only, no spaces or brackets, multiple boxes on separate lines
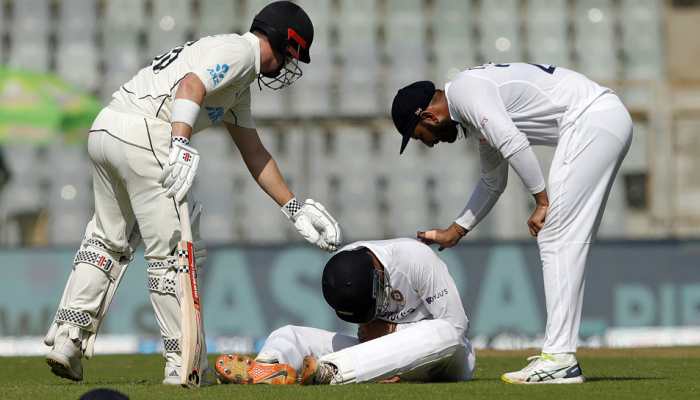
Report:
171,98,201,128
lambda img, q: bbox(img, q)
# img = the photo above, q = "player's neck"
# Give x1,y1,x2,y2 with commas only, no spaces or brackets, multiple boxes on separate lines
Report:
254,32,276,73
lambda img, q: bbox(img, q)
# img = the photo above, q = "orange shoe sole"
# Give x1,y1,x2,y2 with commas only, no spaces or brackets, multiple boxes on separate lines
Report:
215,354,296,385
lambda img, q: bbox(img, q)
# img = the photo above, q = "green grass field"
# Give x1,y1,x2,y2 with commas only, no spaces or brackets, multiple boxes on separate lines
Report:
2,348,699,400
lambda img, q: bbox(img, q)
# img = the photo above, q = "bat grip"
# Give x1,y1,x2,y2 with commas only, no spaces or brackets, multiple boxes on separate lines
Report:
179,200,193,242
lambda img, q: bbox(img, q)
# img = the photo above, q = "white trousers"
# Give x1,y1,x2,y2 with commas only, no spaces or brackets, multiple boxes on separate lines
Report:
257,320,476,384
80,107,203,365
539,93,633,353
87,107,196,260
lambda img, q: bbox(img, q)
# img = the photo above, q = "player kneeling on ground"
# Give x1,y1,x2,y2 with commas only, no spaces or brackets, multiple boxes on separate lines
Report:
215,238,476,385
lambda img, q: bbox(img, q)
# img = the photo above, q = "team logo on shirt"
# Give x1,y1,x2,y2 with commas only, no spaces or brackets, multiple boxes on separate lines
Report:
205,106,224,123
207,63,230,87
390,289,404,303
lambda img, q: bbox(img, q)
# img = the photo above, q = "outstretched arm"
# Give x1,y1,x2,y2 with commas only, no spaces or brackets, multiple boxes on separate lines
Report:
225,122,342,251
224,122,294,206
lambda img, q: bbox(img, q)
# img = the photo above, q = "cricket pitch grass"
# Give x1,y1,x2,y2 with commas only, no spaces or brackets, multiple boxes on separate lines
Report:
2,347,698,400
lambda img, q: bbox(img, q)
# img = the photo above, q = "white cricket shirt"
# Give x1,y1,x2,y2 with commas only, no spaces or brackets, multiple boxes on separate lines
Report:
109,33,260,132
447,63,612,229
339,238,469,336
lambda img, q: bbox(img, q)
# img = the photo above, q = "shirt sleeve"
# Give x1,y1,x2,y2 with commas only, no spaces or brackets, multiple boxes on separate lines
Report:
222,87,256,129
190,40,255,95
449,75,546,195
410,246,469,335
455,139,508,230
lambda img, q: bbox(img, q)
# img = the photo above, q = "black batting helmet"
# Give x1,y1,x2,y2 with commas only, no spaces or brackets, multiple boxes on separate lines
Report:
322,248,388,324
250,1,314,64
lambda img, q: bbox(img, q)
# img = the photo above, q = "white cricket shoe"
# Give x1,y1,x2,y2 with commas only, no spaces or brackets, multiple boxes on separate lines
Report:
162,364,181,385
46,329,83,382
501,353,585,384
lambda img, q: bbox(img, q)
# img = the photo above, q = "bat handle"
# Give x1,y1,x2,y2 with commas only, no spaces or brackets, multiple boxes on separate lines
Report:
179,200,193,242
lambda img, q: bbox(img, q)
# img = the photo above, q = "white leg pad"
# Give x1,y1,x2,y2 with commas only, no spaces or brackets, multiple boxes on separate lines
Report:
147,260,183,367
147,256,209,379
44,237,131,358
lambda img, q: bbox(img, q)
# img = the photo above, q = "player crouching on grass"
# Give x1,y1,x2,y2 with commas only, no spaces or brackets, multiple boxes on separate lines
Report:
43,1,341,385
215,238,476,385
391,63,633,384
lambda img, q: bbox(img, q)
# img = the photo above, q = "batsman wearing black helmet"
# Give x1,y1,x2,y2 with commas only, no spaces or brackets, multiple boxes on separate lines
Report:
214,238,476,385
44,1,341,385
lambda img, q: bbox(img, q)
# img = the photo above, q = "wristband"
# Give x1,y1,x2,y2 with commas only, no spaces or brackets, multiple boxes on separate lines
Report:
171,136,190,146
171,98,201,128
281,198,303,219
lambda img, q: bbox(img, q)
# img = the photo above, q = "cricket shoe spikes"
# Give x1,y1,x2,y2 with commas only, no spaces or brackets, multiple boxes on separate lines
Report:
215,354,296,385
501,353,585,384
300,355,338,385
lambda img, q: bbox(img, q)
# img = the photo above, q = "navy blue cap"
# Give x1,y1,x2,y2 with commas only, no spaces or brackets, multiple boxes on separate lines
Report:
391,81,436,154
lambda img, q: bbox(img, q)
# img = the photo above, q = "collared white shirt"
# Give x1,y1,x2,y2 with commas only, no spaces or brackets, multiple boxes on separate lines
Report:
339,238,469,336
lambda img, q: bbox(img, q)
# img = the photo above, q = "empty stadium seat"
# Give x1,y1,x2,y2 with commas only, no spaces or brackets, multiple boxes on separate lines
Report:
307,126,381,240
196,0,239,37
148,0,192,57
479,0,523,63
46,144,92,245
101,35,145,99
0,1,5,63
526,0,571,67
103,0,147,31
0,145,45,217
7,44,50,73
288,0,333,116
192,128,238,243
620,0,664,80
385,0,428,98
431,0,475,83
56,43,100,92
337,0,380,115
573,0,619,81
58,0,98,38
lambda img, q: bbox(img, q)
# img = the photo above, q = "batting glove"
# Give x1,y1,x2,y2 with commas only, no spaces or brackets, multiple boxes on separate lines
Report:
282,198,342,252
159,136,200,203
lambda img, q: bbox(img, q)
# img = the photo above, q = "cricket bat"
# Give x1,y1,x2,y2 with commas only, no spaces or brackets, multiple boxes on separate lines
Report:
177,200,205,388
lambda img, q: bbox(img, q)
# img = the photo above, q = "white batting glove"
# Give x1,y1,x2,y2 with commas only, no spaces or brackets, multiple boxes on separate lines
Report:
282,198,342,252
159,136,200,203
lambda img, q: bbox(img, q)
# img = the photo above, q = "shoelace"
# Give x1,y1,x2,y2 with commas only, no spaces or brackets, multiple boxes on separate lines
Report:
522,354,555,373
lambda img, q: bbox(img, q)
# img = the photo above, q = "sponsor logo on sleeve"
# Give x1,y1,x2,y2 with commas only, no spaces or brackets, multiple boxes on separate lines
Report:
205,106,224,123
207,63,230,87
383,307,416,322
425,288,448,304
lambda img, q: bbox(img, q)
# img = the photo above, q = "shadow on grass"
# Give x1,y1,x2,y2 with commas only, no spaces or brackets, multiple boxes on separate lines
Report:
473,377,663,383
585,377,663,382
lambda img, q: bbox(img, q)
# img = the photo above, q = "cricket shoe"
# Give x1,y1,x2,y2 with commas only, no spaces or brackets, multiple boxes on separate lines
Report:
162,364,181,385
300,355,338,385
501,353,585,384
46,333,83,382
214,354,296,385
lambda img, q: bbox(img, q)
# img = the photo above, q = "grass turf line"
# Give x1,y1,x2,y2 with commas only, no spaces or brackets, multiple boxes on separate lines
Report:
1,348,699,400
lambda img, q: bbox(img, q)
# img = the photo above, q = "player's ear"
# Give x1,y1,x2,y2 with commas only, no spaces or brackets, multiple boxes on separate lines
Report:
419,110,439,125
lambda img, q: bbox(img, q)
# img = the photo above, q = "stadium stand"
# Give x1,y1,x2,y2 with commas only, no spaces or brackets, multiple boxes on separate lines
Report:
0,0,682,245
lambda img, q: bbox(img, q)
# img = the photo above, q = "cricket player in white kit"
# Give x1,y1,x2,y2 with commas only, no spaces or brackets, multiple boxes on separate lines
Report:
391,63,633,384
43,1,341,384
214,238,476,385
